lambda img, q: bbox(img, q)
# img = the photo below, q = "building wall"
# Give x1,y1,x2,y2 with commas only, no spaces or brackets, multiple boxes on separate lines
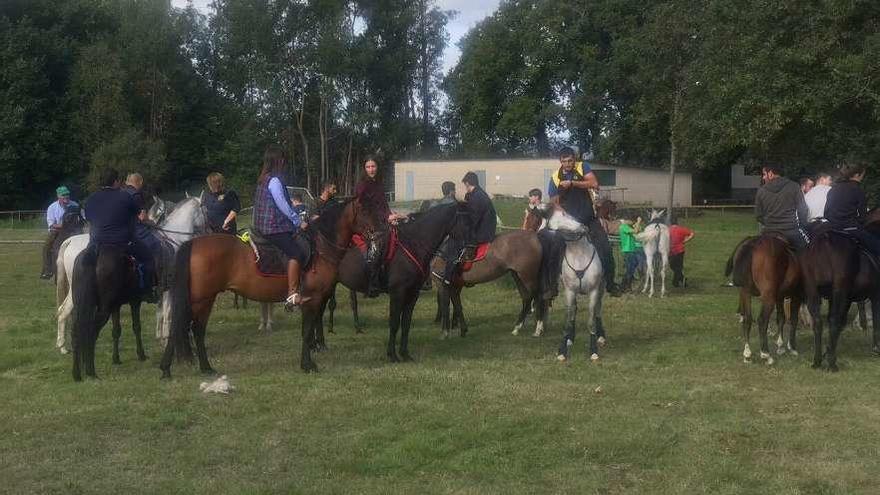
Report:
394,159,692,206
731,164,761,189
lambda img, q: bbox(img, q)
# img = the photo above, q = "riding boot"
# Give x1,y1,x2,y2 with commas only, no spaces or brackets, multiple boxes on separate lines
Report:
284,259,311,311
41,229,60,279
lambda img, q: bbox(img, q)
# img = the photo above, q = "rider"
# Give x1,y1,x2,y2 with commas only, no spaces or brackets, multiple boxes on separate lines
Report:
548,147,621,296
205,172,241,233
441,172,497,285
754,164,809,249
824,161,880,256
804,172,833,222
41,186,79,279
313,179,338,220
252,145,310,309
354,156,406,297
83,167,141,277
122,173,160,302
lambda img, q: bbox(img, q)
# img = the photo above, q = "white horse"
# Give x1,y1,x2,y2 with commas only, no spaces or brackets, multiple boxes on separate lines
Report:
636,209,670,298
55,196,209,354
547,210,607,362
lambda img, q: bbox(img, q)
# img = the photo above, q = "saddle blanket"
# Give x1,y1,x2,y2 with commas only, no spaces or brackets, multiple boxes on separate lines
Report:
461,243,490,272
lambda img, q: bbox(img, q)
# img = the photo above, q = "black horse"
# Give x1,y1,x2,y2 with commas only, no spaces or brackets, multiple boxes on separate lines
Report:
320,202,467,361
71,245,141,381
801,213,880,371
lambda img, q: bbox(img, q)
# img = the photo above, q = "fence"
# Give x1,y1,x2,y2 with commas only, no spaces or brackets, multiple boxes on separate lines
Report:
0,210,44,229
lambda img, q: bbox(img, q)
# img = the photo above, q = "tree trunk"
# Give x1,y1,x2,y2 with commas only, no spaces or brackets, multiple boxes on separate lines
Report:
666,88,682,225
296,105,311,191
344,132,353,195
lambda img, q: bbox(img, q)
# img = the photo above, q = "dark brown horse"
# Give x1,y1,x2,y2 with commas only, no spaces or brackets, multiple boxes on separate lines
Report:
160,198,378,376
801,212,880,371
725,233,802,365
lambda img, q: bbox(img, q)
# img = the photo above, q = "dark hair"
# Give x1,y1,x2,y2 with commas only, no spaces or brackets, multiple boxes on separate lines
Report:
817,172,833,181
292,192,303,202
558,147,577,160
462,172,480,187
528,188,542,199
99,168,119,188
839,160,867,180
799,177,814,187
362,155,381,182
762,164,783,175
259,145,287,185
441,181,456,196
321,179,337,191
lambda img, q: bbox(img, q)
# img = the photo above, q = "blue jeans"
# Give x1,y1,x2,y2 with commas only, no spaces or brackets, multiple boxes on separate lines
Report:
622,251,641,288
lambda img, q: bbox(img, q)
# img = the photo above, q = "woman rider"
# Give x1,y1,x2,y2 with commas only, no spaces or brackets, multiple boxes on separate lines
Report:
205,172,241,234
252,145,310,309
354,156,406,297
824,160,880,256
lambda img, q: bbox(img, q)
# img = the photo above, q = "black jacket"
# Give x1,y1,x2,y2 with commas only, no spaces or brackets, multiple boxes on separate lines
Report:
825,180,867,229
755,177,808,232
465,186,497,244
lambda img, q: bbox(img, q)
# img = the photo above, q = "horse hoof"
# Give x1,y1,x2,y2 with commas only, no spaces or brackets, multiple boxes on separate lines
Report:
590,353,600,362
400,353,413,362
811,361,822,369
355,328,366,335
765,357,774,366
597,336,607,348
511,329,519,336
301,363,318,373
776,347,786,356
531,331,542,338
160,370,172,380
138,354,148,362
556,354,567,362
829,364,839,373
388,354,400,363
59,347,69,355
743,357,752,364
789,349,798,357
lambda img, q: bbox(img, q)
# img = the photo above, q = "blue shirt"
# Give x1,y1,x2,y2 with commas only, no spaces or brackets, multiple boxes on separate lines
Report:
84,188,140,245
46,200,79,230
548,162,593,197
268,177,301,228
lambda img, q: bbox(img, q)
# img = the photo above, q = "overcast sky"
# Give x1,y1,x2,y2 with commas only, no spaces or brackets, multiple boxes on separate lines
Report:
170,0,500,74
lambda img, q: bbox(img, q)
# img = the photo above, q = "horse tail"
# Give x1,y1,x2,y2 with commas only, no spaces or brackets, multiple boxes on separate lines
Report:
725,236,757,285
71,245,98,380
56,239,71,314
169,240,195,362
635,224,660,246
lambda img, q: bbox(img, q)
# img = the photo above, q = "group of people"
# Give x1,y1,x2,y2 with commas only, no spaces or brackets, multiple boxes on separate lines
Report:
755,161,877,254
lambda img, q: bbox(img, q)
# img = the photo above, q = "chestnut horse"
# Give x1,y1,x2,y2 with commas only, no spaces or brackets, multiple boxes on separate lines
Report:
160,198,378,376
725,233,802,365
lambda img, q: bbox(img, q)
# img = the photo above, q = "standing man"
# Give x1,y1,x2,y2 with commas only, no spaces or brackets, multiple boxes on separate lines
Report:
442,172,496,285
40,186,79,279
668,216,695,288
549,147,621,296
754,164,809,249
804,172,833,221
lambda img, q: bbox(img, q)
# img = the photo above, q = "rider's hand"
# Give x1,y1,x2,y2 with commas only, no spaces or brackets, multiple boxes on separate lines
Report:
300,222,308,230
559,180,571,189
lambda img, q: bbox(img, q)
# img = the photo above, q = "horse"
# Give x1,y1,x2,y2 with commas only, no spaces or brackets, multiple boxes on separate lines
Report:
725,233,802,365
636,209,670,298
57,196,207,362
800,214,880,371
317,202,466,361
432,226,548,339
596,198,620,236
160,198,379,377
547,210,607,362
43,205,87,280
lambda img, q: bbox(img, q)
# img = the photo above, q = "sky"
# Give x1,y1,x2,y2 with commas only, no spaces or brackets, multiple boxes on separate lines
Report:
170,0,501,74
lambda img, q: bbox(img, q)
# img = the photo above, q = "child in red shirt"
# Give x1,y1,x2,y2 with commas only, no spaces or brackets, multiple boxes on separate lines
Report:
669,217,695,287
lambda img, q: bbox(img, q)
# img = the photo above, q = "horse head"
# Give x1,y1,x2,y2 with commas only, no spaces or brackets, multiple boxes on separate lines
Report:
547,209,587,235
648,209,665,222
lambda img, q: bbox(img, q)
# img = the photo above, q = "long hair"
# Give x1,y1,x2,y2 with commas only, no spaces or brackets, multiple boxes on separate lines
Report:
361,155,382,183
258,145,288,185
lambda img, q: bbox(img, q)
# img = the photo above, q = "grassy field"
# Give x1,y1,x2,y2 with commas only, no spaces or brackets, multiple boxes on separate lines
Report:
2,203,880,494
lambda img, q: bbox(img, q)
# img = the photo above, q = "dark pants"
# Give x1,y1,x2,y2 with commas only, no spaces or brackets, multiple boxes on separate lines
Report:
622,251,641,289
42,229,61,276
771,228,808,251
846,228,880,258
585,217,616,288
442,238,466,283
265,232,305,264
127,240,155,290
670,252,685,287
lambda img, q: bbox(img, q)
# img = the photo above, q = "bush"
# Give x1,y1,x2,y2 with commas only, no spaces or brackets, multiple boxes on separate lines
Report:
87,129,167,191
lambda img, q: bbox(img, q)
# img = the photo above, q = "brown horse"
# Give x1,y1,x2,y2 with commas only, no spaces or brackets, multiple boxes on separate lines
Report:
160,198,378,376
596,199,620,236
725,234,802,365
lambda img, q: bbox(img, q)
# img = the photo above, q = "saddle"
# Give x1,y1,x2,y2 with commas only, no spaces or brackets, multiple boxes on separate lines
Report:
460,243,491,272
245,229,313,277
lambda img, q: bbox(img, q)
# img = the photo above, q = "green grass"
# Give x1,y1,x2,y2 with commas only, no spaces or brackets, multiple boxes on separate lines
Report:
1,205,879,494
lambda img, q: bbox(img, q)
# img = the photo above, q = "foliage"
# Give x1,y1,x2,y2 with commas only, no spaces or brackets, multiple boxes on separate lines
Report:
87,129,167,192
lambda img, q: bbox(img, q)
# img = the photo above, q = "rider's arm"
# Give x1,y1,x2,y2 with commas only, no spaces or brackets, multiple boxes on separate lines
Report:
569,171,599,190
268,177,301,228
46,203,61,230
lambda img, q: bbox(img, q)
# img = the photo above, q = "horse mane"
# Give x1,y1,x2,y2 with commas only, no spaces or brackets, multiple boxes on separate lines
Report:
312,197,354,243
397,202,459,240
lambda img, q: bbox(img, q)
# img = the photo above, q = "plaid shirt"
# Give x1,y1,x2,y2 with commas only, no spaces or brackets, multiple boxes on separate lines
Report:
253,176,293,235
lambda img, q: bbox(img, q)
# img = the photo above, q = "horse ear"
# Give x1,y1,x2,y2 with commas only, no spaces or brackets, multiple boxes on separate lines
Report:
198,189,205,204
185,191,191,199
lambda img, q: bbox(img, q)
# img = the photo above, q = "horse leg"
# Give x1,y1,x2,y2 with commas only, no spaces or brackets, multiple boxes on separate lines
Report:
534,299,546,338
587,288,602,361
439,285,451,339
659,254,668,298
351,289,364,334
387,297,401,362
757,297,775,365
299,307,318,373
399,294,418,362
434,287,443,324
594,289,606,348
326,289,337,334
233,293,239,309
313,299,328,352
641,254,651,295
808,296,823,368
86,309,112,379
740,289,753,363
453,287,468,337
869,295,880,355
787,296,801,356
858,300,868,333
557,288,577,362
511,276,530,336
191,298,216,374
827,294,850,372
775,300,787,355
131,301,147,361
111,308,122,365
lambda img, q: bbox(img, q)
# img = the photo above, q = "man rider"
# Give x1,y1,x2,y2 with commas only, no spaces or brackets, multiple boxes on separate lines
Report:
754,164,809,250
41,186,79,279
441,172,496,285
122,172,160,302
83,168,142,287
549,147,621,296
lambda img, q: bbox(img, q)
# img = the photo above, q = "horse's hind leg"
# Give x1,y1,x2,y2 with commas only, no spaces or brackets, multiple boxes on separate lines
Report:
775,300,787,355
757,297,775,365
131,302,147,361
351,289,364,333
387,297,401,362
111,309,123,365
807,296,823,368
452,287,468,337
659,254,668,298
192,298,217,374
87,310,112,378
259,302,273,333
326,290,336,334
510,275,531,336
740,289,753,363
787,296,801,356
826,294,850,372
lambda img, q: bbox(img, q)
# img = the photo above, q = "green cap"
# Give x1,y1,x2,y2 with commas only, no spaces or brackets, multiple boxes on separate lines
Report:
56,186,70,197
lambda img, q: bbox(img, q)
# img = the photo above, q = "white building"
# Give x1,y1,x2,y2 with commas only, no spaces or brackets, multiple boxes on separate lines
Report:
393,158,692,206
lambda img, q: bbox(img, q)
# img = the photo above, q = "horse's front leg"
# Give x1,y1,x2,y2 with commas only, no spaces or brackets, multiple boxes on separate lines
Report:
300,305,318,373
787,296,801,356
387,297,401,362
313,299,328,352
740,289,753,363
775,300,787,354
351,289,364,334
326,290,337,334
111,309,123,365
131,301,147,361
557,289,577,362
871,295,880,355
808,296,823,368
399,294,419,362
453,288,468,337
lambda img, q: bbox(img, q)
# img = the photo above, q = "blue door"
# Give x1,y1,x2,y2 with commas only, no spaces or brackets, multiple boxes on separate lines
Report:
405,171,414,201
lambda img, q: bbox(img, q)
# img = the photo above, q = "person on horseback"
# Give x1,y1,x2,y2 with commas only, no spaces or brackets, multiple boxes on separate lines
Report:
355,156,406,297
205,172,240,233
548,147,621,296
83,167,141,282
41,186,80,279
441,172,497,285
122,173,160,302
313,179,339,220
754,164,809,250
824,161,880,256
805,172,833,221
521,188,543,229
252,145,310,309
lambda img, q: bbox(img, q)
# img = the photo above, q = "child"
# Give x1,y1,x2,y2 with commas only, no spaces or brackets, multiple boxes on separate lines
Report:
668,216,695,287
521,188,543,229
618,213,643,292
